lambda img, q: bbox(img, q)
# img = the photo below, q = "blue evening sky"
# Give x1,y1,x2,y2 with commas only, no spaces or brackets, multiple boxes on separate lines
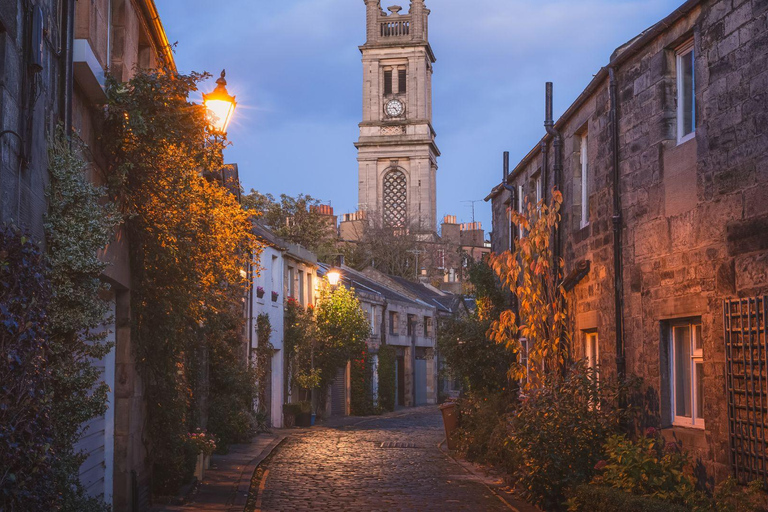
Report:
156,0,683,235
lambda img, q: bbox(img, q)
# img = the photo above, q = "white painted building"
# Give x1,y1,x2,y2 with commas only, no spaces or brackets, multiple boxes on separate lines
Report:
248,224,318,428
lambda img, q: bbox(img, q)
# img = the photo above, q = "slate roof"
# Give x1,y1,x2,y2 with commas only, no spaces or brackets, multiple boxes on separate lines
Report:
316,263,424,308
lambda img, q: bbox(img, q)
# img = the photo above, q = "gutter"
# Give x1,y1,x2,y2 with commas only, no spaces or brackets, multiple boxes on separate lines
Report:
135,0,177,73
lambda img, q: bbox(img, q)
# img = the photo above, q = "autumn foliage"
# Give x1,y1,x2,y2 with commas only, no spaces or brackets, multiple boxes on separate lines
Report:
487,190,568,388
102,71,259,494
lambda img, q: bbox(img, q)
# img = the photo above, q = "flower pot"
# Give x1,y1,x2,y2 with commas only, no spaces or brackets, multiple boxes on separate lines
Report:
271,292,279,302
256,289,265,299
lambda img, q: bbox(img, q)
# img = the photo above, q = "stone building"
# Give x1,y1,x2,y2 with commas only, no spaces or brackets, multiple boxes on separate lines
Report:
356,0,439,234
1,0,174,508
317,263,441,412
486,0,768,482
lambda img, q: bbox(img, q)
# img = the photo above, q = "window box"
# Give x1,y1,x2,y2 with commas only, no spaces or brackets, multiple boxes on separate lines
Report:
271,291,279,302
256,286,265,299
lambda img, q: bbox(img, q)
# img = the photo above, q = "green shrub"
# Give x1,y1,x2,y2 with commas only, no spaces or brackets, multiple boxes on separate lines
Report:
594,431,698,505
350,347,376,416
455,392,518,474
505,363,635,511
712,477,768,512
377,344,397,412
567,485,688,512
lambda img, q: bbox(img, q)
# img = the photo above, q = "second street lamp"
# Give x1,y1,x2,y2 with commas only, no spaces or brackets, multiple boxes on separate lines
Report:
203,70,237,135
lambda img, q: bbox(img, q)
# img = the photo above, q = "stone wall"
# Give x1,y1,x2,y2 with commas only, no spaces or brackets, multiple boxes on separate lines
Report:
488,0,768,482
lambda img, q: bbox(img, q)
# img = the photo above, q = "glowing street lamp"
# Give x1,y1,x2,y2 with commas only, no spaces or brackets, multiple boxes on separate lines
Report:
203,70,237,134
327,269,341,287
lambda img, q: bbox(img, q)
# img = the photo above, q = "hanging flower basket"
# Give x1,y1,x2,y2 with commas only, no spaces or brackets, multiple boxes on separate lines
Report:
256,286,265,299
271,291,279,302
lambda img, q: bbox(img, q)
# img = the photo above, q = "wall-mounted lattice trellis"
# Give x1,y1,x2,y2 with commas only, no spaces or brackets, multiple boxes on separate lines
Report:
725,296,768,484
383,169,407,228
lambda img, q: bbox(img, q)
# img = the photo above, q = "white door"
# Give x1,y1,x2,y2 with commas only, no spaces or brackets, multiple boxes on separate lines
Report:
75,299,116,506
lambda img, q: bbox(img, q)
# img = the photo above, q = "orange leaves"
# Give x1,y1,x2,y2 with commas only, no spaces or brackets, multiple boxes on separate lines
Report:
487,187,571,390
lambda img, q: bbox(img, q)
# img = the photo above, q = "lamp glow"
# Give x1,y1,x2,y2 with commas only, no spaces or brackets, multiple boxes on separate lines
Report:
203,70,237,134
327,269,341,287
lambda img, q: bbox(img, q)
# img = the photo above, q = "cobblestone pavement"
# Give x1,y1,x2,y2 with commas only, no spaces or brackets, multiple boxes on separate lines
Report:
256,407,513,511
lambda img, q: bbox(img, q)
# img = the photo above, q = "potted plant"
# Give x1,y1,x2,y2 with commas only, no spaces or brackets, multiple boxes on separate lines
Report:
256,286,265,299
271,291,279,302
283,403,302,428
187,430,216,481
295,401,312,427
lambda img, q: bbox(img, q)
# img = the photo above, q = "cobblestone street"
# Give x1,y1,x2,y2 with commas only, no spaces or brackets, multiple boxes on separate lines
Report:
254,408,514,511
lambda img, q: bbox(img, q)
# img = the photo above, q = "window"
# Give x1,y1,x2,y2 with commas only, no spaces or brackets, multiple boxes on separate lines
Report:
298,270,304,304
384,69,393,96
398,68,407,94
424,317,433,338
670,320,704,428
306,273,313,305
270,255,279,293
676,40,695,143
383,170,407,228
517,185,524,240
389,311,399,335
585,332,599,374
407,315,416,336
287,267,295,298
580,133,590,228
535,174,542,209
370,306,377,335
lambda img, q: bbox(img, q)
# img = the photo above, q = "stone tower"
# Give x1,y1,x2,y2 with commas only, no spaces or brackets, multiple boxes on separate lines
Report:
356,0,439,233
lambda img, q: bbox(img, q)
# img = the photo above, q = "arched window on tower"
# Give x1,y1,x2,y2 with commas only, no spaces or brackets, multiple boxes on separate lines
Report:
383,169,407,228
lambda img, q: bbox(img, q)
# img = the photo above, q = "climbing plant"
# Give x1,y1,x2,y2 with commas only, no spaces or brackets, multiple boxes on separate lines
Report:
377,344,397,412
254,314,275,413
101,70,259,495
45,131,120,511
487,190,569,389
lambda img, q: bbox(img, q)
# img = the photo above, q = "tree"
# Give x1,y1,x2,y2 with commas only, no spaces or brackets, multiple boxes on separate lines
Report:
340,214,439,281
437,260,514,394
487,190,568,389
242,190,337,258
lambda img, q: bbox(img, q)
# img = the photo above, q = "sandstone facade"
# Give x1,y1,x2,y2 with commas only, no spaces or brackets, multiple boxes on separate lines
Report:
487,0,768,481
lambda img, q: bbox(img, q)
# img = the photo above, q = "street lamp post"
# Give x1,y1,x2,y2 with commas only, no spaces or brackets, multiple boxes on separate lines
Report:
203,70,237,135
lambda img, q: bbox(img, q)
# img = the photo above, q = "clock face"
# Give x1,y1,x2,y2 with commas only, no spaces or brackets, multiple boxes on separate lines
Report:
385,99,405,118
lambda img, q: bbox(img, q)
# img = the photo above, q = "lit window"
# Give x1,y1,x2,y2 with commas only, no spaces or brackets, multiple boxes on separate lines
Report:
676,41,695,143
585,332,599,376
580,133,589,228
671,320,704,428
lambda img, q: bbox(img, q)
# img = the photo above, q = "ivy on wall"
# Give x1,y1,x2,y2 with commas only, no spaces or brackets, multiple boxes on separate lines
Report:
1,130,119,511
377,344,397,413
350,348,375,416
101,70,260,495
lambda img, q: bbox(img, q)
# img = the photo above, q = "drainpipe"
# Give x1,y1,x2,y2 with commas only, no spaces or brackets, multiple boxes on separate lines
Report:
609,67,626,384
501,151,517,250
544,82,563,282
62,0,75,139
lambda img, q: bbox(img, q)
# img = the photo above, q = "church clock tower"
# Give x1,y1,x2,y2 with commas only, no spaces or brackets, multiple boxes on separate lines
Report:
356,0,439,233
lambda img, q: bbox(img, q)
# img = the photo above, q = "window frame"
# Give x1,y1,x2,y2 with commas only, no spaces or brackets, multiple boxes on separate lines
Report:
580,133,590,228
670,320,705,429
389,311,399,336
585,331,599,375
517,185,524,240
676,40,696,145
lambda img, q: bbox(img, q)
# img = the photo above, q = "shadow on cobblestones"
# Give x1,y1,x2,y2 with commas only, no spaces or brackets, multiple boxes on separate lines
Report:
251,407,516,512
